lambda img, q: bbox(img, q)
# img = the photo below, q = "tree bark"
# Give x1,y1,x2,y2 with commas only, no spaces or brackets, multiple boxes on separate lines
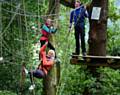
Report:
83,1,108,95
43,0,60,95
88,0,108,56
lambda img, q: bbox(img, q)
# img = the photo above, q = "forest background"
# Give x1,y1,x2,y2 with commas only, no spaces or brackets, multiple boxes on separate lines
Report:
0,0,120,95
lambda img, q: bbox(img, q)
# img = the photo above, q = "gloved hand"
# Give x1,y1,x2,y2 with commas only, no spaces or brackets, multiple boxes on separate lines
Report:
51,28,57,33
52,28,57,33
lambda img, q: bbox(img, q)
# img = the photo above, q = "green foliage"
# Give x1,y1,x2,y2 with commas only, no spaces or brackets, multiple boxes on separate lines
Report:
1,1,46,94
107,1,120,55
0,90,17,95
1,0,120,95
107,22,120,55
57,65,97,95
109,0,120,21
0,64,21,94
97,67,120,95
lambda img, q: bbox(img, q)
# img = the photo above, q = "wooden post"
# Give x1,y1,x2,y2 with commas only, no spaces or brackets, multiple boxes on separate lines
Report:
87,0,108,75
43,0,60,95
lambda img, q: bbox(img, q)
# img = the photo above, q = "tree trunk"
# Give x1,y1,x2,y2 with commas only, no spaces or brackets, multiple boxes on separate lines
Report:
88,0,108,56
83,1,108,95
43,0,60,95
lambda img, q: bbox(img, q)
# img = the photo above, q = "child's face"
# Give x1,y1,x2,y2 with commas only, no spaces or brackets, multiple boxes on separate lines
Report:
46,19,52,27
47,50,55,58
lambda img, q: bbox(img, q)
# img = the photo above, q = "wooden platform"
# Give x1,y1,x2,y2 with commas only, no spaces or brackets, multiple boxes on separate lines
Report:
70,55,120,68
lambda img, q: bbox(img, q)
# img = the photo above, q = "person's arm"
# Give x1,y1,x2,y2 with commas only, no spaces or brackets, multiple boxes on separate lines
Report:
69,10,74,29
50,27,57,33
84,10,89,18
40,42,47,53
83,6,89,18
40,42,54,66
42,24,51,33
42,24,57,33
40,42,48,60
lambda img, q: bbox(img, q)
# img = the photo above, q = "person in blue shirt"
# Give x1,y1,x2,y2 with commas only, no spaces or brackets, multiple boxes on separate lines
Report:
69,1,88,56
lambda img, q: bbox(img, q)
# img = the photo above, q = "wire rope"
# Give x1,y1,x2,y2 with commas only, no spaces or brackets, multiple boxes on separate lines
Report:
2,7,69,18
0,2,3,62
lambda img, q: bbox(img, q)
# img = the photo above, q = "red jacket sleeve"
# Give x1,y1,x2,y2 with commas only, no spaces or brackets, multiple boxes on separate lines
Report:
40,44,54,66
40,44,47,61
40,44,47,53
43,60,54,66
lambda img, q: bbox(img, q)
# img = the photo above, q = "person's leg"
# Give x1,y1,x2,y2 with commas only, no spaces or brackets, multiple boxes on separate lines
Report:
47,42,55,51
28,69,45,90
74,26,80,55
28,71,35,90
29,71,34,85
33,69,46,78
40,40,46,47
80,27,86,56
48,42,57,58
39,40,46,60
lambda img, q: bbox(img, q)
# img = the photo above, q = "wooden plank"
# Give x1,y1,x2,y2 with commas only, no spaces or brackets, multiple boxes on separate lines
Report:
71,55,120,59
70,58,120,68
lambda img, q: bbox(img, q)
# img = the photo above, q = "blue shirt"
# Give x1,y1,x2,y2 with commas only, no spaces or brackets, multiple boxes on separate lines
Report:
70,5,88,28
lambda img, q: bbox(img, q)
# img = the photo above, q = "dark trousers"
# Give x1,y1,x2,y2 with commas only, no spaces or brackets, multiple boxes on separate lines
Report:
40,40,55,51
29,69,45,85
74,26,86,55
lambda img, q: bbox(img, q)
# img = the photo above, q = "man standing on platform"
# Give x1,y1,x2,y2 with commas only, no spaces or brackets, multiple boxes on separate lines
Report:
69,0,88,56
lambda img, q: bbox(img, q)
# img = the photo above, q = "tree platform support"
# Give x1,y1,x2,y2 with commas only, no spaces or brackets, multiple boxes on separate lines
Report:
70,55,120,68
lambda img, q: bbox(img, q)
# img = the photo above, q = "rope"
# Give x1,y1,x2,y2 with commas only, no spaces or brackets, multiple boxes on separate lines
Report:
1,4,21,36
3,1,34,15
2,7,70,18
0,2,3,61
37,0,40,30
